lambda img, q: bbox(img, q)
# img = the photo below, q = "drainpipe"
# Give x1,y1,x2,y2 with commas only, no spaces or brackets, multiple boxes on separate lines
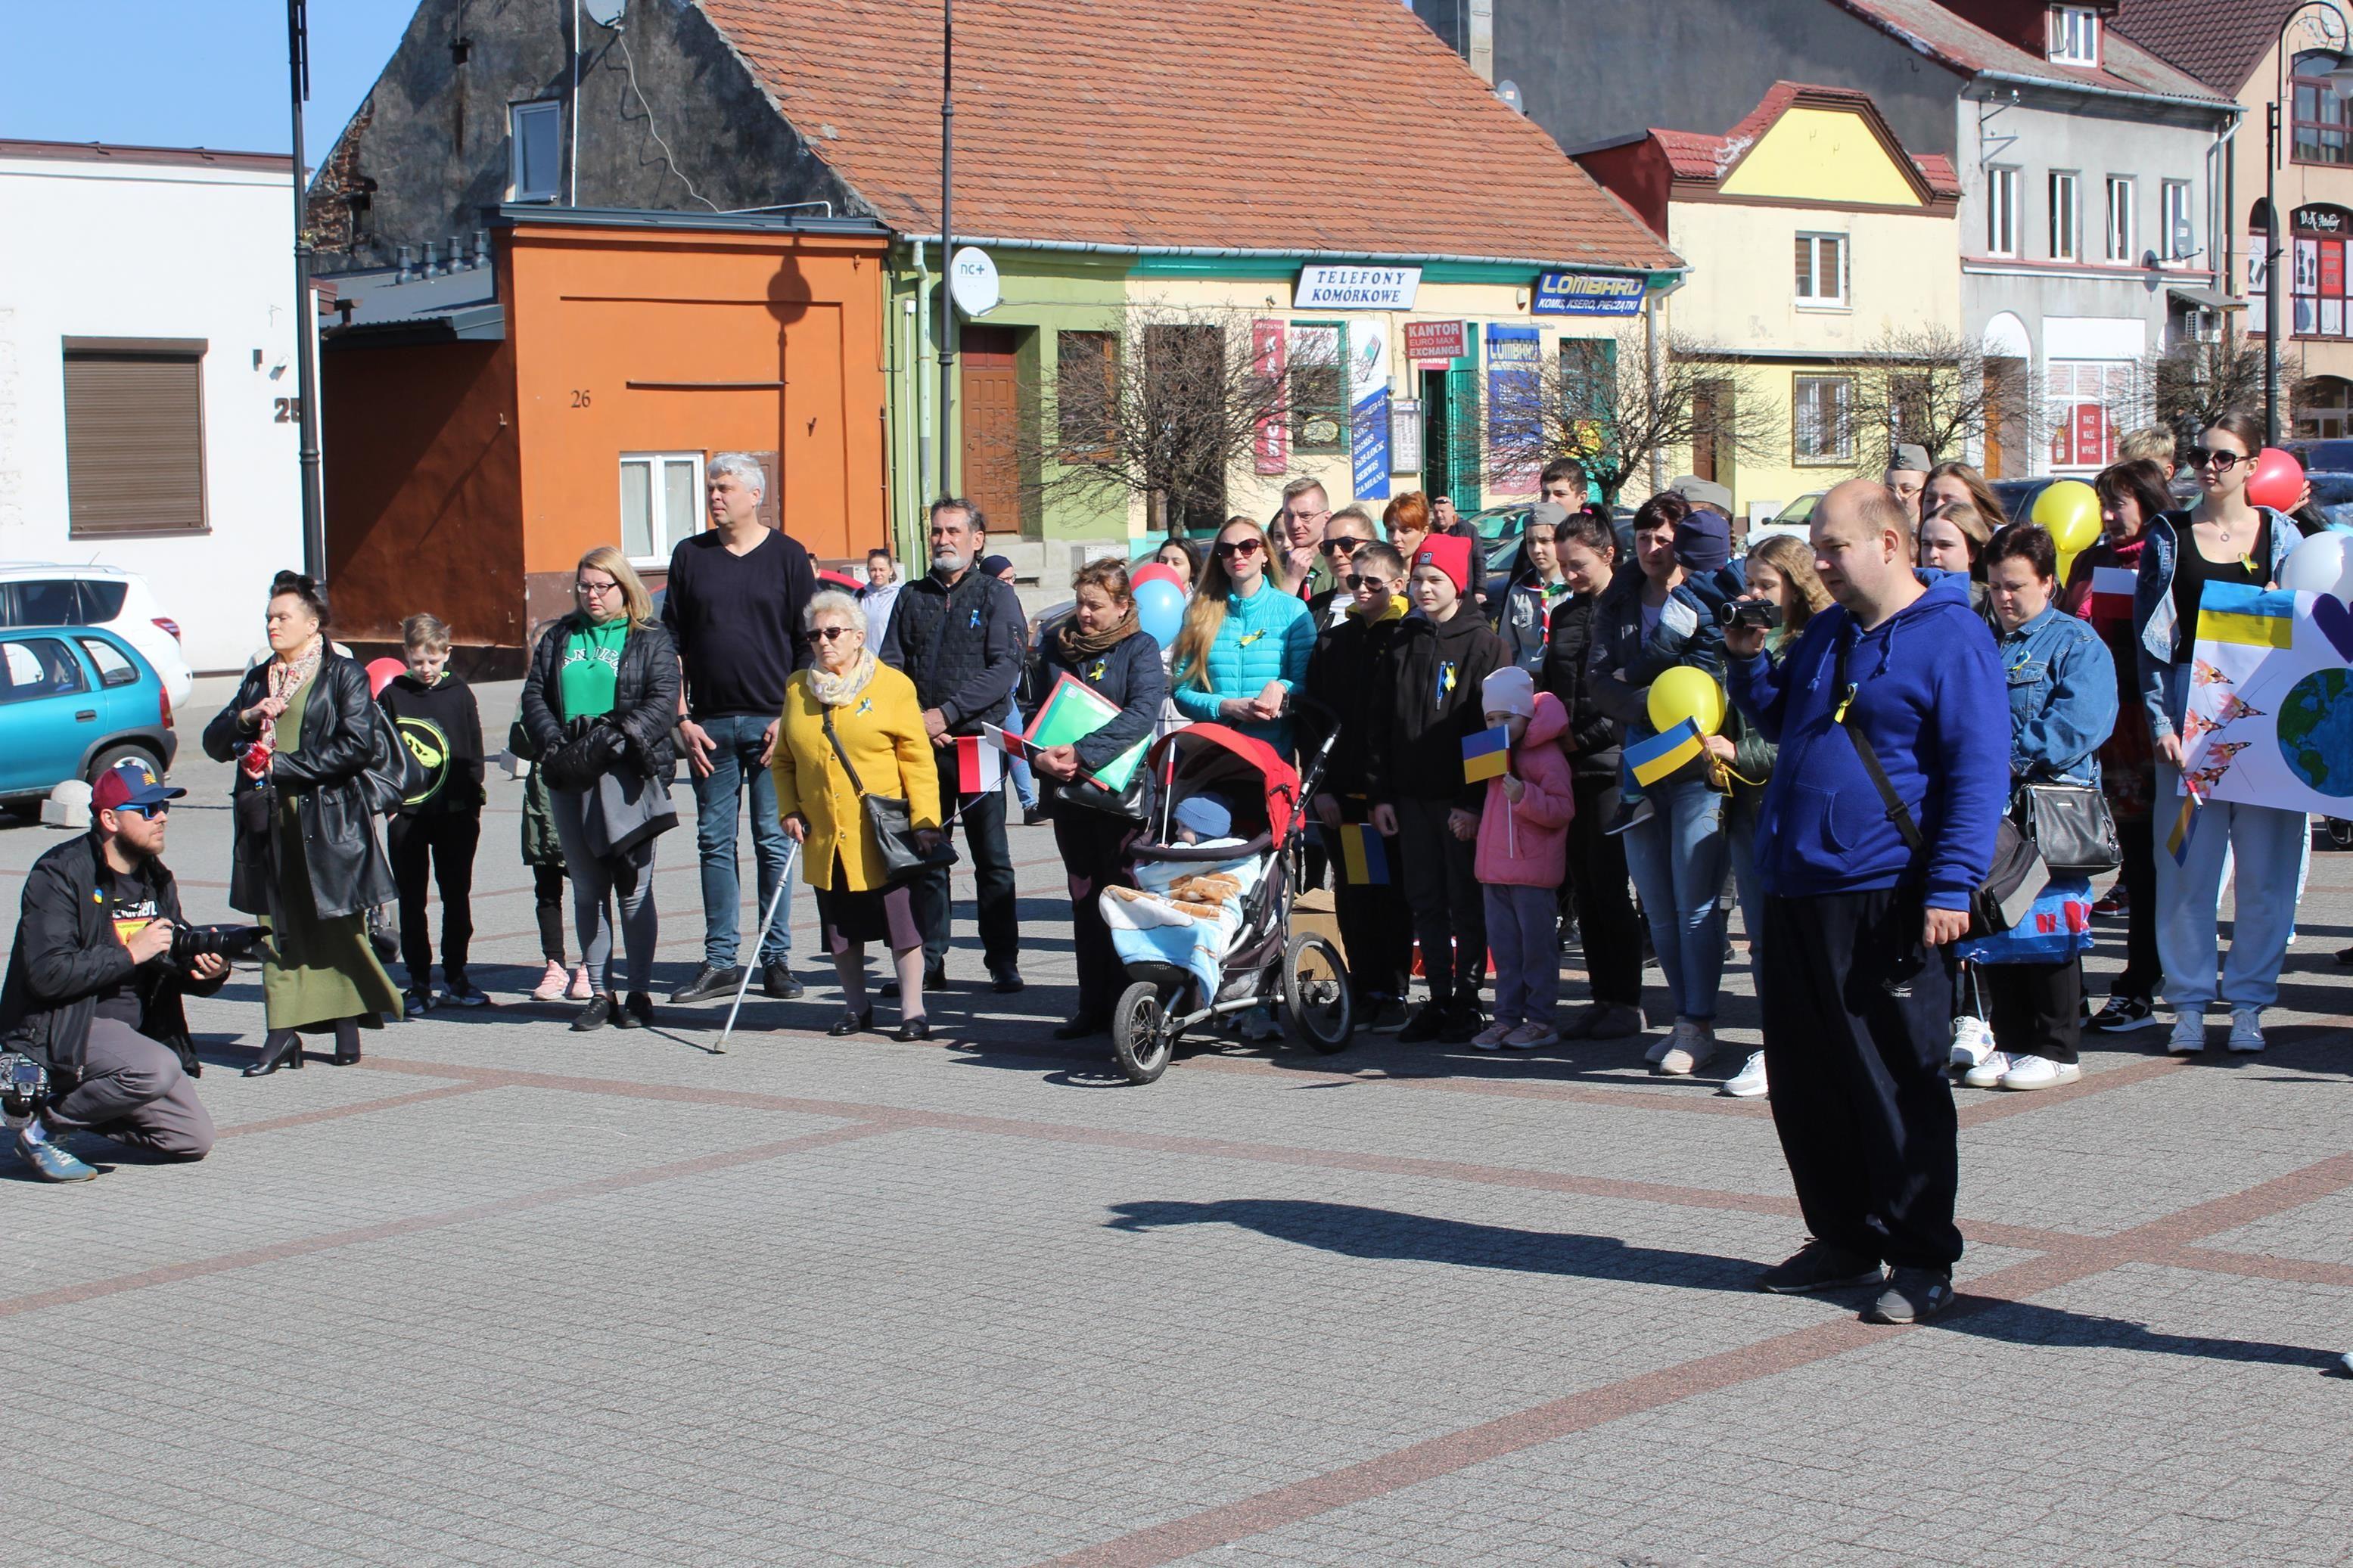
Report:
1646,290,1665,496
913,241,937,538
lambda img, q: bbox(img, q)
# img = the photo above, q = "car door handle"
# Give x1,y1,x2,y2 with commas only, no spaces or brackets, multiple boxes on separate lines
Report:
75,709,96,722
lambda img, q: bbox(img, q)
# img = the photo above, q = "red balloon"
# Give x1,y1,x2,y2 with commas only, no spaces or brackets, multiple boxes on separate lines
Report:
365,657,406,698
2248,446,2305,513
1127,562,1183,591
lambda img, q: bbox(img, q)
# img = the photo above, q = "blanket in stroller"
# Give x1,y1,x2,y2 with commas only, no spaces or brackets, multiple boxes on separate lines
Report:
1101,840,1267,1008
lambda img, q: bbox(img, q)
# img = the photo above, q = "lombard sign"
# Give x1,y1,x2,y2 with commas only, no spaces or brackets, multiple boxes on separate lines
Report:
1532,272,1646,317
1295,264,1422,311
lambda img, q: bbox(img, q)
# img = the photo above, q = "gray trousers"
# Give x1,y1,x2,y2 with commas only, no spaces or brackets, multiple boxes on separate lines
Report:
549,786,661,998
45,1019,215,1160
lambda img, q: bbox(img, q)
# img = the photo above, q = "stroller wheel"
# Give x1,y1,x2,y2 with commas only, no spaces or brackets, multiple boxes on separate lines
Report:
1283,932,1353,1054
1111,980,1175,1085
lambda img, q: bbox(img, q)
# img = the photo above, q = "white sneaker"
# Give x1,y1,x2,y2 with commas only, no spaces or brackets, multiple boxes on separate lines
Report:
1471,1022,1515,1051
1656,1021,1717,1076
1502,1022,1558,1050
2168,1011,2207,1054
1241,1008,1283,1044
2227,1008,2266,1053
1721,1050,1769,1098
1643,1030,1675,1064
1998,1054,2081,1091
1961,1049,2016,1088
1947,1016,1996,1070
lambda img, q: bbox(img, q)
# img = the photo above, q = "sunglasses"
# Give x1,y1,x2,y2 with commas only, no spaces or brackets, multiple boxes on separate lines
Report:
1320,536,1368,554
1214,538,1265,557
114,803,169,819
2187,447,2246,472
813,626,861,642
1344,575,1393,592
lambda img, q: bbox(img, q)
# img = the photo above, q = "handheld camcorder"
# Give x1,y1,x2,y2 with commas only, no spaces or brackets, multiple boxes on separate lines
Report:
1715,599,1783,631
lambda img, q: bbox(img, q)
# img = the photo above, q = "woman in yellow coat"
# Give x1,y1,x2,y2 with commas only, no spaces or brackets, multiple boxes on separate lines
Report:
773,590,945,1039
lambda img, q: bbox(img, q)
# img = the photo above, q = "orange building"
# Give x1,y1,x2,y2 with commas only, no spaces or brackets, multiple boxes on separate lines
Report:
321,206,890,670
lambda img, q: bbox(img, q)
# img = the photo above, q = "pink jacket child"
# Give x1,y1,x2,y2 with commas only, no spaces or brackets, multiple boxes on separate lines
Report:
1473,688,1575,886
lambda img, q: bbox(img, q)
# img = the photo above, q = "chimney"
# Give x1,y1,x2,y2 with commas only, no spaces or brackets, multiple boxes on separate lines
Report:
395,244,415,282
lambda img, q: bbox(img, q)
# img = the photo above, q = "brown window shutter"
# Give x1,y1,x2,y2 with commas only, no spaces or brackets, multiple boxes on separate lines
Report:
64,348,207,536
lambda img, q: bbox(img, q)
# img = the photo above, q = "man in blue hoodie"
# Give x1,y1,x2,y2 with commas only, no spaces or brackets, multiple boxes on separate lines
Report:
1724,478,2006,1324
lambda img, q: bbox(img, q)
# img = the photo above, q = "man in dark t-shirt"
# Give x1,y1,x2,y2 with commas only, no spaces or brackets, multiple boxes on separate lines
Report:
661,452,816,1005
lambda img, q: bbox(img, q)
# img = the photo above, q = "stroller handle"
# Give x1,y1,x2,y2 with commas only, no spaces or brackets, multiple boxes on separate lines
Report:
1132,831,1276,864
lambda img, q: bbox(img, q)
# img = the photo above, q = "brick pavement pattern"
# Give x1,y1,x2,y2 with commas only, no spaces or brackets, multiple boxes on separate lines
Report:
5,681,2350,1564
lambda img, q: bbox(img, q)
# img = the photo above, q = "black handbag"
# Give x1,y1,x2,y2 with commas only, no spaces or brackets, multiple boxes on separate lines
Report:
1832,638,2047,934
2012,781,2121,878
819,704,959,883
542,716,624,792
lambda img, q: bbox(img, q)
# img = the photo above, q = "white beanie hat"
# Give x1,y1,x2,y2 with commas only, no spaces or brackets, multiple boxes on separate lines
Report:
1481,666,1536,718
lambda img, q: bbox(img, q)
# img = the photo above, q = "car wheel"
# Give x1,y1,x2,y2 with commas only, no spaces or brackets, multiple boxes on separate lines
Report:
85,743,163,785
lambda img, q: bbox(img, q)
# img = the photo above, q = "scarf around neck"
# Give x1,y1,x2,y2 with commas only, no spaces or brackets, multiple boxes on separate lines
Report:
1059,604,1140,662
260,641,323,750
806,646,878,708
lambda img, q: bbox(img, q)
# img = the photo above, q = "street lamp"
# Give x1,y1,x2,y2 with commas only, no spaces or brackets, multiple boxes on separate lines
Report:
2268,2,2353,444
937,0,955,501
286,0,326,579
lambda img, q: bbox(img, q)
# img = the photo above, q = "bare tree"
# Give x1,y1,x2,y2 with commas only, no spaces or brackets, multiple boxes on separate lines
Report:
1006,305,1321,537
2126,333,2284,449
1846,326,2002,470
1481,324,1772,505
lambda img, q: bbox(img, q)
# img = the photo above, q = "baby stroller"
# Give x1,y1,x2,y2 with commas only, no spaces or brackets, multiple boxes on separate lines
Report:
1102,714,1352,1085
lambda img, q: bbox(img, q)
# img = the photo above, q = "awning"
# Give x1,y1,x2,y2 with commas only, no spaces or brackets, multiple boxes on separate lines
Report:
2168,284,2240,312
323,303,506,349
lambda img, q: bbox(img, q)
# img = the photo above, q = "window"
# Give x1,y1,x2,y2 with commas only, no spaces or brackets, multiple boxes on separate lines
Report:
1055,331,1118,461
1792,375,1854,464
618,452,704,564
1559,337,1616,418
2286,225,2353,339
1987,166,2020,256
2162,180,2195,260
1288,323,1347,453
75,637,139,688
1794,233,1848,306
2106,176,2136,262
2294,51,2353,166
2050,172,2081,261
0,638,89,704
2047,361,2137,468
2049,6,2099,66
61,340,207,537
7,580,85,626
509,100,561,202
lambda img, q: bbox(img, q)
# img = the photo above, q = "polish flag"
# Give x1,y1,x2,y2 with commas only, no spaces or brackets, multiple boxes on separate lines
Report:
954,733,1003,795
2089,566,2134,622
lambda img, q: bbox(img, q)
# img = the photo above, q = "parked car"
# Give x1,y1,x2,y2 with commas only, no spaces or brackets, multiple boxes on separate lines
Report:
2286,439,2353,474
0,625,177,810
1988,478,2053,523
1768,492,1825,529
0,563,194,708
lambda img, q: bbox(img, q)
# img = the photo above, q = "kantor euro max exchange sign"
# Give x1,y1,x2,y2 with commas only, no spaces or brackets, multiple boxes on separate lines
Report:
1294,265,1422,310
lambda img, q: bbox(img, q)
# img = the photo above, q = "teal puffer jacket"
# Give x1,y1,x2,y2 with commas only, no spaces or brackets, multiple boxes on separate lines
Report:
1170,580,1316,756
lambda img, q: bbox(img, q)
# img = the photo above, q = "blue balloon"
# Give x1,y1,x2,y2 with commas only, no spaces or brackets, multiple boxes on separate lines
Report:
1134,577,1186,647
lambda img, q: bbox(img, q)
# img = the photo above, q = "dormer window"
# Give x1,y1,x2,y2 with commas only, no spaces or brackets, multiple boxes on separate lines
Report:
2050,7,2100,67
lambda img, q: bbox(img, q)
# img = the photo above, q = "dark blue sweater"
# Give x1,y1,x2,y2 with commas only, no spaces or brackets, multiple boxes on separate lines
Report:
1726,571,2006,912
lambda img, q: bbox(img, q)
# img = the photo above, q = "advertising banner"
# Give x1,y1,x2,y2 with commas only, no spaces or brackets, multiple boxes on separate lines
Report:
1295,265,1422,310
1403,319,1468,362
1532,272,1646,317
1351,325,1391,501
1486,324,1540,492
1253,319,1288,476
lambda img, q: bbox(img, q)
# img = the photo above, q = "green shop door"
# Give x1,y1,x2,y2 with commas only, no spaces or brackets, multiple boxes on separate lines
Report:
1418,362,1479,513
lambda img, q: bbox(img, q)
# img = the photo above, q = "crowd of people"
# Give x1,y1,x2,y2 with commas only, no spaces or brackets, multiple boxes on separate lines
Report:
5,418,2344,1339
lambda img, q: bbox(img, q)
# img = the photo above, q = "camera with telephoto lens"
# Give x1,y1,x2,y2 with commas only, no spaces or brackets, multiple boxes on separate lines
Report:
1715,598,1783,630
1,1051,47,1126
169,924,269,965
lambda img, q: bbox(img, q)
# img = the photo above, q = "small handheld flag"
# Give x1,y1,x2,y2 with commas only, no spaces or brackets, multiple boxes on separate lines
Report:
1462,725,1511,783
2088,565,2134,621
1338,822,1390,886
2196,582,2293,650
1626,718,1705,788
982,723,1041,763
2165,793,2197,865
953,734,1002,795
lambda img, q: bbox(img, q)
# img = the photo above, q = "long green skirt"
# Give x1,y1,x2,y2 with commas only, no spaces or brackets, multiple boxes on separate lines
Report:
261,785,401,1033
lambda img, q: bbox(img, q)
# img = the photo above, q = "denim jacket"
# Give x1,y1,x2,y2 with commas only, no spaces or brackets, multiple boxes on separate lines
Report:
2131,508,2298,741
2000,604,2115,787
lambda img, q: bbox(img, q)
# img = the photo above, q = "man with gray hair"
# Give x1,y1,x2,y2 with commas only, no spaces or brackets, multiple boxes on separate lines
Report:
662,452,816,1006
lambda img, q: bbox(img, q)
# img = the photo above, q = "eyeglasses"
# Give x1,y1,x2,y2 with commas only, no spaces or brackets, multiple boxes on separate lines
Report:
813,626,860,642
1344,575,1393,593
1214,538,1264,558
576,579,623,598
2187,447,2246,472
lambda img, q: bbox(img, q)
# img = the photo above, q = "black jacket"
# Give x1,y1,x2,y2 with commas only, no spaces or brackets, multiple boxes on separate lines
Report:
203,654,399,922
0,831,225,1076
1540,591,1621,781
880,567,1026,734
519,615,682,779
1302,607,1406,796
1366,606,1508,809
1035,629,1166,803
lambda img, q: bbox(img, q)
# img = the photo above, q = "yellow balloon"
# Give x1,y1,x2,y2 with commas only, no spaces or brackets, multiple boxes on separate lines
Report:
2031,479,2103,554
1648,666,1726,737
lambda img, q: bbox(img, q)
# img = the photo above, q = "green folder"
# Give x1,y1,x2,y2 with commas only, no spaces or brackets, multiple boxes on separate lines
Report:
1024,672,1149,790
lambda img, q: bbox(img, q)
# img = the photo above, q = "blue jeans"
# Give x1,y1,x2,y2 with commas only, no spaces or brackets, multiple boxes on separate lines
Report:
2153,761,2302,1012
690,713,794,969
1005,697,1037,810
1621,777,1729,1025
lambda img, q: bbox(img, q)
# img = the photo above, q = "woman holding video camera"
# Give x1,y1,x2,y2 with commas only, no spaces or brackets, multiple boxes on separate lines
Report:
204,571,402,1075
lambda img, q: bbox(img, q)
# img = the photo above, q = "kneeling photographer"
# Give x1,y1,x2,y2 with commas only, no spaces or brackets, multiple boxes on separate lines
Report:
0,761,248,1182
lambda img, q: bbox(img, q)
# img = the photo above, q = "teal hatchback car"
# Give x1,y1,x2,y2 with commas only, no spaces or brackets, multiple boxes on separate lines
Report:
0,625,178,810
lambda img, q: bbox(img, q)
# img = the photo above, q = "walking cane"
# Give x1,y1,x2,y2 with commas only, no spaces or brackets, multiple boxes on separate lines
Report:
715,838,802,1054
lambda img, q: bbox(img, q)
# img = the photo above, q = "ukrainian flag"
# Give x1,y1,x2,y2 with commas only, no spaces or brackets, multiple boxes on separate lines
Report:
2196,582,2294,649
1462,725,1512,783
1338,822,1390,885
1626,718,1705,788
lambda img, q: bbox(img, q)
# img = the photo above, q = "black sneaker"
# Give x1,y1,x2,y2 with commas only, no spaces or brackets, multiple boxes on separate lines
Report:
762,961,804,1000
1755,1240,1885,1295
570,995,614,1032
444,977,490,1008
1867,1266,1955,1324
1438,1002,1485,1045
668,963,742,1004
613,991,654,1029
1395,1001,1447,1044
2087,995,2159,1033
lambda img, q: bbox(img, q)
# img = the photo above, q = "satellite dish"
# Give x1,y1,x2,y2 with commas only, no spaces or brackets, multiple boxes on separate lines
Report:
583,0,627,28
950,246,1000,316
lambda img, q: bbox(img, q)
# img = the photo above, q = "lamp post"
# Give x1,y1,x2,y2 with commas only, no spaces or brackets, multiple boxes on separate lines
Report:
937,0,955,502
287,0,327,579
2270,3,2353,444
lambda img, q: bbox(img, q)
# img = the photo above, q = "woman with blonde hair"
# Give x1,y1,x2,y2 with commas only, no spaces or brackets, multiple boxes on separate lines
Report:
518,546,681,1031
1167,514,1315,759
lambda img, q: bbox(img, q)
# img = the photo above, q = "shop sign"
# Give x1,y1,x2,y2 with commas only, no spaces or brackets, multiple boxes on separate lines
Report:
1252,320,1288,475
2295,204,2352,235
1351,328,1392,501
1403,318,1469,362
1295,264,1422,310
1532,272,1645,316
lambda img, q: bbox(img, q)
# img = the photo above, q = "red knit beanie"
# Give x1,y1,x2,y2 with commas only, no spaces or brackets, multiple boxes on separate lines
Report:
1413,533,1473,595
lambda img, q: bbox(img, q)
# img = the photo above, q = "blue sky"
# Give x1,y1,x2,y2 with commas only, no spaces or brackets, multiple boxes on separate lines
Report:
2,1,418,156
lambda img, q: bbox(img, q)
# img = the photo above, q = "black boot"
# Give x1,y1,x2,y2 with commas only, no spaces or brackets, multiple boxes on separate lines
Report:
245,1030,303,1076
330,1018,362,1065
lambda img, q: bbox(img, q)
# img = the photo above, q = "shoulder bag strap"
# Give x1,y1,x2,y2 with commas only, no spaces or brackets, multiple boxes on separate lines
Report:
1830,634,1926,854
817,703,870,796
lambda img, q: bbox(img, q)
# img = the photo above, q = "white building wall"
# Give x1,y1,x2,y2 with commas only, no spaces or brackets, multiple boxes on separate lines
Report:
0,147,306,671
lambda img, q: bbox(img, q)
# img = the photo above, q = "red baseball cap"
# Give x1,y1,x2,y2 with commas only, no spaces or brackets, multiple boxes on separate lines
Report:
1413,533,1474,595
92,759,185,815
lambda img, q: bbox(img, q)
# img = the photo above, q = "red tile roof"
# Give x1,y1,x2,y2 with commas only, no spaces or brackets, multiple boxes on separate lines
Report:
1832,0,2231,102
2112,0,2305,95
1646,82,1959,202
694,0,1680,272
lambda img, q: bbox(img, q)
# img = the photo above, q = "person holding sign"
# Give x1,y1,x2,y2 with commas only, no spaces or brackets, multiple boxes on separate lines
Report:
1031,559,1167,1040
1469,668,1574,1049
